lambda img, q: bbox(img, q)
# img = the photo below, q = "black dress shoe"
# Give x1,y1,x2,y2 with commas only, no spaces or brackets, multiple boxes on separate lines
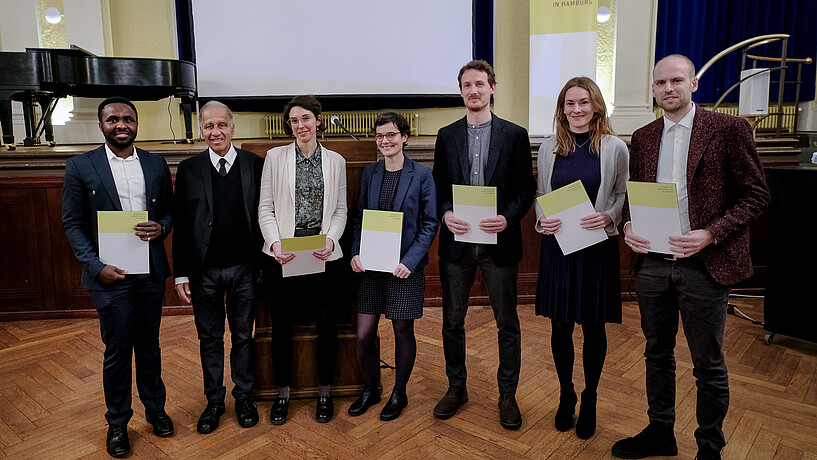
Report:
555,389,577,432
145,410,174,437
348,384,381,417
106,424,130,458
197,400,226,434
235,398,259,428
611,423,678,459
379,386,408,421
270,397,289,426
315,395,334,423
695,446,722,460
498,393,522,430
432,386,468,419
575,390,597,439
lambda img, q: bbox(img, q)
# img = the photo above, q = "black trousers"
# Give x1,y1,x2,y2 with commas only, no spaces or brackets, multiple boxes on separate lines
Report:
636,254,730,451
89,274,166,426
439,243,521,394
265,258,340,387
190,263,256,402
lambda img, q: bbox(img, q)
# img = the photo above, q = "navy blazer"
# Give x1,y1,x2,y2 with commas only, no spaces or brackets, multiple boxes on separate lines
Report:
432,114,535,265
62,145,173,290
351,157,439,272
172,147,264,280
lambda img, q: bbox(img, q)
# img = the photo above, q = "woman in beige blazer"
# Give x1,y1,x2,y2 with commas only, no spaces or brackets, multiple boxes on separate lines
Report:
258,95,347,425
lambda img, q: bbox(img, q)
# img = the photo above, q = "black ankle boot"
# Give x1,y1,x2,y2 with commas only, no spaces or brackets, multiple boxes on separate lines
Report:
348,384,381,417
379,386,408,421
575,390,597,439
555,388,577,431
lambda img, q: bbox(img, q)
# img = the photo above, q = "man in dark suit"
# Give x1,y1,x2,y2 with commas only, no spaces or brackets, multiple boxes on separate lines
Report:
612,55,769,460
431,60,535,430
62,97,174,458
173,101,263,434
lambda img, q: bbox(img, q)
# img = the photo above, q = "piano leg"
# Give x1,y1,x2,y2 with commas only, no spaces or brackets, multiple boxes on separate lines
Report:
0,98,16,150
181,96,194,144
36,97,57,147
22,98,38,147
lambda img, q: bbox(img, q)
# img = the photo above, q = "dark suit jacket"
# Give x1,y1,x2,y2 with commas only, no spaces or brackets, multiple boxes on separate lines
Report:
351,157,439,272
628,104,770,285
432,114,535,265
172,147,264,281
62,145,173,290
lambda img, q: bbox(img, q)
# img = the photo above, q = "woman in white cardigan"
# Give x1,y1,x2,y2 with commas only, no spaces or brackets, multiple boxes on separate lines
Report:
258,95,347,425
534,77,628,440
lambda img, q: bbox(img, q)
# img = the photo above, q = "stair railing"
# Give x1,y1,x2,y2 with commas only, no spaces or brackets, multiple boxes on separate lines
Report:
696,34,812,136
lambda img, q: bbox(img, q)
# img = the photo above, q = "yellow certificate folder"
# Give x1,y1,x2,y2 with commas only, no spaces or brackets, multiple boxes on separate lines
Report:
536,180,606,255
97,211,149,274
280,234,326,277
626,181,682,255
452,185,497,244
360,209,403,273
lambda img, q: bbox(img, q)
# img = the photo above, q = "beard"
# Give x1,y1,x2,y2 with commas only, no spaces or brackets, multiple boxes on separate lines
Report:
105,130,135,149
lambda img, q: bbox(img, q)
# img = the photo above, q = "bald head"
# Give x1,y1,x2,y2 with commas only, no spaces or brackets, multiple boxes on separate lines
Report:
655,54,696,79
652,54,699,122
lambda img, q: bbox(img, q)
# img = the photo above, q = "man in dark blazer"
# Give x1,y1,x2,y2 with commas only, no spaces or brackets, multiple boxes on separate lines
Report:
173,101,263,434
612,55,769,460
62,97,174,458
431,60,535,430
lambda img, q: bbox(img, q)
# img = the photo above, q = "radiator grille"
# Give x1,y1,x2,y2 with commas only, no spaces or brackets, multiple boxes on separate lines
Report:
654,104,798,132
265,112,418,139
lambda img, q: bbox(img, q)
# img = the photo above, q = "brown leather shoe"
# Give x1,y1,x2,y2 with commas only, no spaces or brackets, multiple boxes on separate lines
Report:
432,386,468,419
498,393,522,430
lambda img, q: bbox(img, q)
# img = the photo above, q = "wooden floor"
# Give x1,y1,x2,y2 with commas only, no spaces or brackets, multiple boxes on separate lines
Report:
1,298,815,459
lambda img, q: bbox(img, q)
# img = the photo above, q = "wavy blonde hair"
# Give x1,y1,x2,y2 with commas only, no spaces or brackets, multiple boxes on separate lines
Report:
553,77,613,156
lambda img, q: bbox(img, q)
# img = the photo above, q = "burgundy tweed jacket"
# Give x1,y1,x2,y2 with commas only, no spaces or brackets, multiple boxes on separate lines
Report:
628,104,770,286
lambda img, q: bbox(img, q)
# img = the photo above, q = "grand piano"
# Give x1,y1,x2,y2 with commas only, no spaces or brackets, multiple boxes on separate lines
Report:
0,46,196,150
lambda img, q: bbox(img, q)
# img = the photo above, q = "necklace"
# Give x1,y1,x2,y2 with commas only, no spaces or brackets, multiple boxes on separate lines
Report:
574,137,591,149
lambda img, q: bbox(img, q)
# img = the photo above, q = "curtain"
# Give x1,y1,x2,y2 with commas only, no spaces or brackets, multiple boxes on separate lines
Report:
655,0,816,103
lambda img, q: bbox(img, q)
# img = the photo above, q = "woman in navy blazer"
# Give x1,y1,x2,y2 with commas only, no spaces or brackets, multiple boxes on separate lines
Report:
348,112,439,421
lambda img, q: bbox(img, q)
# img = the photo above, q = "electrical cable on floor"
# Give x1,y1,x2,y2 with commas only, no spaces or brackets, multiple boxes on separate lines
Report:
727,294,764,326
167,97,177,143
380,358,395,370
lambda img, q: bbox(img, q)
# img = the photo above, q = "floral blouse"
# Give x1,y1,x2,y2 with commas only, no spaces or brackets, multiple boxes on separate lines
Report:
294,143,324,231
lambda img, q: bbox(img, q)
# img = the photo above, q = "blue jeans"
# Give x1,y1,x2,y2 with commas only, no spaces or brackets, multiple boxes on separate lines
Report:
635,254,730,451
439,243,521,394
190,263,256,402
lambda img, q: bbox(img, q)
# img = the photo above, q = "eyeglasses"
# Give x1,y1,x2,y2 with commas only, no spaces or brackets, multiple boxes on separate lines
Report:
375,132,402,142
287,114,315,126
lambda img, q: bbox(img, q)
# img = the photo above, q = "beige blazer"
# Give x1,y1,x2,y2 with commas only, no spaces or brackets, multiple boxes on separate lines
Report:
258,142,347,261
534,134,629,236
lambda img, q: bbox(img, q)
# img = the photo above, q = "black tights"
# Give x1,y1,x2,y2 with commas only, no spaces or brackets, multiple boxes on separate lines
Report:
551,320,607,394
356,313,416,388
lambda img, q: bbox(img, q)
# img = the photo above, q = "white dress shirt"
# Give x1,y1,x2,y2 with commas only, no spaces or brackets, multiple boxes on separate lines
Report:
656,104,695,234
209,144,237,174
105,144,146,212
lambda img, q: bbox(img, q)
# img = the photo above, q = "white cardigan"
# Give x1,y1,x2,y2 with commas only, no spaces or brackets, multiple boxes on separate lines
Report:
535,134,629,236
258,142,348,261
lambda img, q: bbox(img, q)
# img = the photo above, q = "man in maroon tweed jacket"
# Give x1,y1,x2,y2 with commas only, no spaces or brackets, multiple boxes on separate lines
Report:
612,55,770,460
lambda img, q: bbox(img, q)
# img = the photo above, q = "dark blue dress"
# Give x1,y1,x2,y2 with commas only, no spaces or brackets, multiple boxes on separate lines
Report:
534,132,622,325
